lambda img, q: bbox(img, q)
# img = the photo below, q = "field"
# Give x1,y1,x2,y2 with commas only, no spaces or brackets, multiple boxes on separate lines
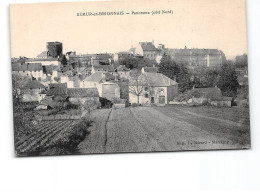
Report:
14,105,250,156
15,120,80,156
78,105,250,154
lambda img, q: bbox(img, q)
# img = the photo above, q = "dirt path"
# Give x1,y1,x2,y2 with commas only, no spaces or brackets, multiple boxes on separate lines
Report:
78,107,250,154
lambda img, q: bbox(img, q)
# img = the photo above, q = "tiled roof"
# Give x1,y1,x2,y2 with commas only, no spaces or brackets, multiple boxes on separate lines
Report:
165,49,221,56
12,63,27,71
22,79,45,90
12,62,43,72
67,88,99,97
26,58,59,62
131,72,177,87
83,72,104,82
27,63,42,71
83,72,115,82
139,42,158,51
47,83,67,96
93,54,112,60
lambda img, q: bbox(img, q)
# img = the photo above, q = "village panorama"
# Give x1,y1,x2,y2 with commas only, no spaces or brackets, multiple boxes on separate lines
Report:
12,41,250,156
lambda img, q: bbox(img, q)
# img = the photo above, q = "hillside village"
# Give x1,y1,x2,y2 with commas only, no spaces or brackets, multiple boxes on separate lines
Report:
11,41,249,116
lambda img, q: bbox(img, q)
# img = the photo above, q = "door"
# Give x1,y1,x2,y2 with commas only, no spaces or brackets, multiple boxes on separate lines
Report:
151,97,155,104
159,96,165,104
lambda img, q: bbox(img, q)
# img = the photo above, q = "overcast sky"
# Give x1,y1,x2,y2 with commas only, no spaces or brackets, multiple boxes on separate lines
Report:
10,0,247,58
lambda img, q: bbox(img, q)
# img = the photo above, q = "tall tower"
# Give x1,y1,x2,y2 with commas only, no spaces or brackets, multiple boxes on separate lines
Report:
46,42,63,58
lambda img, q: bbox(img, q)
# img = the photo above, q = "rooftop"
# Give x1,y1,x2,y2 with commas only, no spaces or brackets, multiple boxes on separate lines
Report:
130,72,178,87
139,42,158,51
67,88,99,97
22,79,45,90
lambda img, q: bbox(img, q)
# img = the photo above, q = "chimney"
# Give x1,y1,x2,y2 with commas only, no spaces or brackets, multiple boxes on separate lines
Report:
101,73,105,79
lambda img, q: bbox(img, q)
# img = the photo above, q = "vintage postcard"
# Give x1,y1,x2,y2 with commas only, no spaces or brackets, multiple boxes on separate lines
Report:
10,0,250,156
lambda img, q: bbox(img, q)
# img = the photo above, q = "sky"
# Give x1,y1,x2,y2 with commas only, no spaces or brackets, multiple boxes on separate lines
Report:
10,0,248,58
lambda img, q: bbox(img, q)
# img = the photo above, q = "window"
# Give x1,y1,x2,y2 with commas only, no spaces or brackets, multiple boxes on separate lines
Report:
144,87,148,91
145,94,149,98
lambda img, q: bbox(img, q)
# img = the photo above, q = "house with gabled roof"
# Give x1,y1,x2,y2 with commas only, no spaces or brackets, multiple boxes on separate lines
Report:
129,72,178,106
12,62,44,80
134,42,159,61
81,72,120,101
20,79,46,102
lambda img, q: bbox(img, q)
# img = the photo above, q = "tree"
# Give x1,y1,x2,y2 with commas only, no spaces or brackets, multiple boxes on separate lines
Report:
128,71,148,105
217,61,239,97
119,56,139,69
118,56,156,70
12,74,30,102
158,54,193,93
235,54,248,68
204,69,219,87
60,55,68,67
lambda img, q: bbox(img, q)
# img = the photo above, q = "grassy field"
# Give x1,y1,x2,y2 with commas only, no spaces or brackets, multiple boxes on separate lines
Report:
154,105,250,147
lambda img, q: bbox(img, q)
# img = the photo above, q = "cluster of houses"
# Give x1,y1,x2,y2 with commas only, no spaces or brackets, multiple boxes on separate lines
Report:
12,42,182,110
12,41,246,111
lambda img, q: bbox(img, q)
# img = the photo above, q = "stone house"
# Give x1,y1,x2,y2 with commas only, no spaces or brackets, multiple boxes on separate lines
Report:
96,82,120,101
12,62,44,81
67,88,100,108
129,72,178,105
20,79,46,102
134,42,159,61
82,72,121,101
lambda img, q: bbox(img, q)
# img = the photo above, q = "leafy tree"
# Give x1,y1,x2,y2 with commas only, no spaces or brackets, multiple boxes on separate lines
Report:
119,56,139,69
158,54,193,93
204,69,219,87
235,54,248,68
118,56,156,70
217,61,239,97
60,55,68,67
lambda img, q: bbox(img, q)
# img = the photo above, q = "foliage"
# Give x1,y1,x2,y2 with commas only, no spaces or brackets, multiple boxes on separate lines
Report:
12,74,30,98
217,61,239,97
204,69,220,87
174,90,193,102
235,54,248,68
60,54,68,67
158,54,193,93
119,56,139,69
118,56,156,70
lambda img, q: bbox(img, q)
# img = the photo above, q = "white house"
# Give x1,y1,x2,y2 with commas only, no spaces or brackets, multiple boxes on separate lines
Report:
129,72,178,106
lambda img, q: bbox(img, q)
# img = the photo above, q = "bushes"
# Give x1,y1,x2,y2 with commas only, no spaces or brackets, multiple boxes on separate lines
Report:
131,103,138,107
54,120,91,153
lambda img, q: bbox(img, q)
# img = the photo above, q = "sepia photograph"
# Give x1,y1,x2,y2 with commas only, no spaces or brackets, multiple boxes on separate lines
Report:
10,0,250,156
